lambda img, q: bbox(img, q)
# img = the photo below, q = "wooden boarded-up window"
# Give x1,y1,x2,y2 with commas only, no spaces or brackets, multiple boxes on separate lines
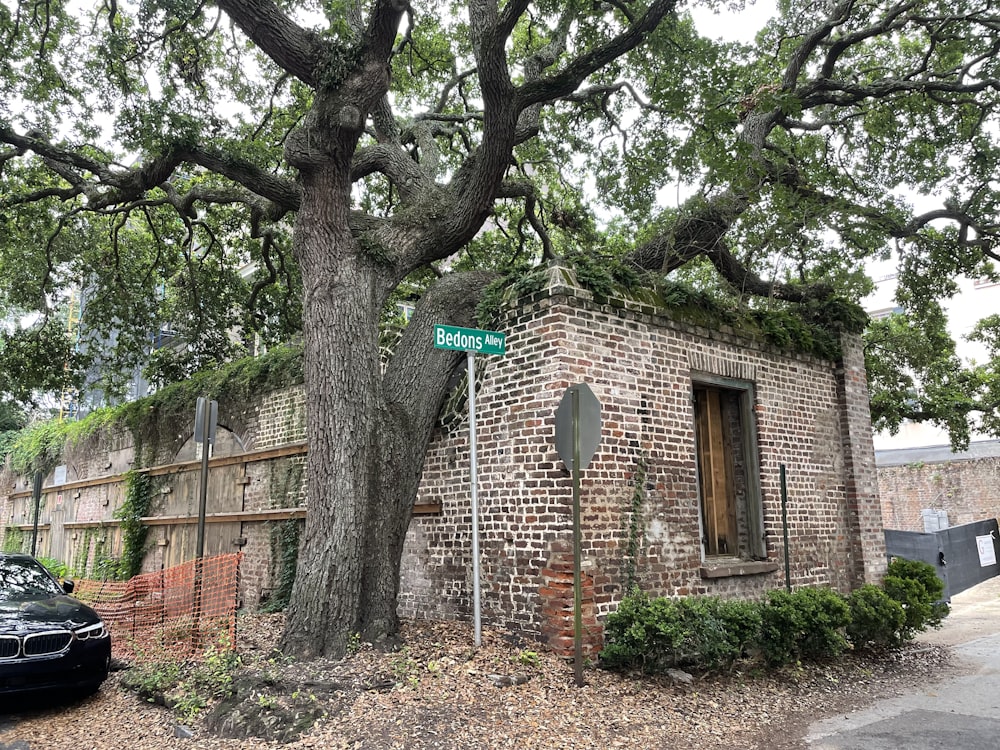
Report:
693,381,765,560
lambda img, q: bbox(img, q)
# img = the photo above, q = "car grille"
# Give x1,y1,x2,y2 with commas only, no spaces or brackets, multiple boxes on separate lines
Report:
0,629,77,660
23,631,73,657
0,636,18,659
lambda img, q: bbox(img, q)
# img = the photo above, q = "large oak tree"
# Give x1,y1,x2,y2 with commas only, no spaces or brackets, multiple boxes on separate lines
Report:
1,0,998,656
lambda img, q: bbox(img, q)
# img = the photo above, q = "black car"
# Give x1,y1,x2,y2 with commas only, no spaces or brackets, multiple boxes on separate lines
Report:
0,552,111,695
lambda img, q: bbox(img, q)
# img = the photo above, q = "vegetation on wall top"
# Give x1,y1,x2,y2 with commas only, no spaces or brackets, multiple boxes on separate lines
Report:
1,343,304,477
477,253,866,362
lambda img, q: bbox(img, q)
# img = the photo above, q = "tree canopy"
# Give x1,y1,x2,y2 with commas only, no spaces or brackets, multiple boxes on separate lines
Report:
2,0,999,654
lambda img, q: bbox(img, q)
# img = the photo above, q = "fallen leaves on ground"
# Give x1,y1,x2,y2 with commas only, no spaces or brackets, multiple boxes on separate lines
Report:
0,613,959,750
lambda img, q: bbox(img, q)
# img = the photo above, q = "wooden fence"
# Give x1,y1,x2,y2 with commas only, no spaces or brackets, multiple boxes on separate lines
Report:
2,441,439,603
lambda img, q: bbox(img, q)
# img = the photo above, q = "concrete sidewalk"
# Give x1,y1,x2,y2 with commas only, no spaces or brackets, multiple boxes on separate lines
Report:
803,575,1000,750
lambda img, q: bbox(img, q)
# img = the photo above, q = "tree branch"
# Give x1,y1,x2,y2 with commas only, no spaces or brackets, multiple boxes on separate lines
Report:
214,0,323,86
516,0,678,109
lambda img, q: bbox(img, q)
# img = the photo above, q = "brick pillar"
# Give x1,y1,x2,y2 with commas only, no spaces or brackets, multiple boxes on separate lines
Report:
836,332,887,587
538,539,603,658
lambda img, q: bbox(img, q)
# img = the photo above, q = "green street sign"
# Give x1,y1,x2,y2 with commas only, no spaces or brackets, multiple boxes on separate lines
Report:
433,324,506,355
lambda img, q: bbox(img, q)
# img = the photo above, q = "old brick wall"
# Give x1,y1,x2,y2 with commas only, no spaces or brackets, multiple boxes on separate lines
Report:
878,458,1000,531
2,276,885,651
401,275,885,651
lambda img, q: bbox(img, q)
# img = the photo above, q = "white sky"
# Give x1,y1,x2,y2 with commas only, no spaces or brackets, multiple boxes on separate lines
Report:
689,1,777,43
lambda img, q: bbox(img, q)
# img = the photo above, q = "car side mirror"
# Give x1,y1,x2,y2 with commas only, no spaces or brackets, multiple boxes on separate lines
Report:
62,579,75,594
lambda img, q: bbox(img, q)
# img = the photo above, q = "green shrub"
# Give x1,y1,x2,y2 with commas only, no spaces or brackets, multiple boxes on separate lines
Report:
676,596,763,670
37,557,70,580
600,592,686,673
846,584,906,650
882,557,949,640
600,592,762,673
760,587,850,666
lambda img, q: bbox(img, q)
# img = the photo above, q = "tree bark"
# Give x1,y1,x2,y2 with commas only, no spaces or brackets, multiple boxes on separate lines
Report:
280,147,498,655
280,158,385,657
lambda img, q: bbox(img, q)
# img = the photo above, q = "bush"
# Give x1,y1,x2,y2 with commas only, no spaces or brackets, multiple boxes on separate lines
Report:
673,596,763,670
600,592,687,673
37,556,70,579
882,557,949,640
600,592,762,674
601,570,944,676
846,584,907,650
760,587,850,666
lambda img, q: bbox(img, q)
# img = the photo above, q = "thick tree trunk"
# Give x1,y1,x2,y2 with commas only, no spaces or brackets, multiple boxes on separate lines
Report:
280,161,389,658
356,409,422,644
277,154,486,656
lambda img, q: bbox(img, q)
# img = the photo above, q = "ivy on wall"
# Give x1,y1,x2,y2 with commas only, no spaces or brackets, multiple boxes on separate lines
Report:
115,469,155,579
476,255,866,362
263,519,301,613
2,526,27,553
71,526,119,580
0,343,305,477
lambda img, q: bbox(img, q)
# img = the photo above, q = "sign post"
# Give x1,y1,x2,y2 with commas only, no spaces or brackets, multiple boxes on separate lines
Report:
433,324,506,647
194,397,218,560
554,383,602,686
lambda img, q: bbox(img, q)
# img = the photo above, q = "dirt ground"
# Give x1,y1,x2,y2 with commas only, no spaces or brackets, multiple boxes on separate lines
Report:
1,603,977,750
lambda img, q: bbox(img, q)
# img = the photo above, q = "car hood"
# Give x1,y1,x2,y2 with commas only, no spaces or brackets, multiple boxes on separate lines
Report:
0,595,102,635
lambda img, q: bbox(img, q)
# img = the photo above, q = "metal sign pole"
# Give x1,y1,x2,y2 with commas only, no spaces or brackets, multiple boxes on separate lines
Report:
780,463,791,592
195,397,214,560
572,388,584,686
30,471,43,557
467,351,482,647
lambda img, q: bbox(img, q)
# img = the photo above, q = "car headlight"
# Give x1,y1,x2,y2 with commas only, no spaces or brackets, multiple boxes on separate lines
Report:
74,621,109,640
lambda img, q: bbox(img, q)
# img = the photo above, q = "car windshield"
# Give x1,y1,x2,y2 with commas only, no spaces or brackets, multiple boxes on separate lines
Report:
0,557,64,600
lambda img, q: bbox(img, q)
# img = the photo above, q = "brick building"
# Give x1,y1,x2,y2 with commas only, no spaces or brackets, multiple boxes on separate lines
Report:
401,270,886,654
2,268,886,654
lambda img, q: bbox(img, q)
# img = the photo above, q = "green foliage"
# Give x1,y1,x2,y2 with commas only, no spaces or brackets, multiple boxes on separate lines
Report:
2,527,27,553
515,649,540,668
121,640,241,723
864,302,986,450
5,420,75,477
0,343,305,477
262,519,301,613
37,556,70,579
882,557,949,640
475,255,857,362
114,470,155,580
122,343,304,466
120,658,184,702
602,562,946,670
600,591,762,673
72,526,118,580
0,401,27,433
846,584,907,650
759,587,851,666
600,579,935,674
622,455,647,590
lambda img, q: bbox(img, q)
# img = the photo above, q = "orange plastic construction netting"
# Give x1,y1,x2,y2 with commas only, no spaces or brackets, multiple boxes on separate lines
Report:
73,553,241,662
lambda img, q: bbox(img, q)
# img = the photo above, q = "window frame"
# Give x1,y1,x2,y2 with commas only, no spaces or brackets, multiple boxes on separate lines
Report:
691,373,766,563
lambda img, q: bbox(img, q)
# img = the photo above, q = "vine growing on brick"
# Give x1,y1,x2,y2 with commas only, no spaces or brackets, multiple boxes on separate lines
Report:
475,255,863,363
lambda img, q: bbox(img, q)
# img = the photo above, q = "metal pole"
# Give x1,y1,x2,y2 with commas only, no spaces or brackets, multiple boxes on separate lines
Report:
196,398,212,560
467,351,482,647
780,463,791,592
572,388,584,687
30,471,43,556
